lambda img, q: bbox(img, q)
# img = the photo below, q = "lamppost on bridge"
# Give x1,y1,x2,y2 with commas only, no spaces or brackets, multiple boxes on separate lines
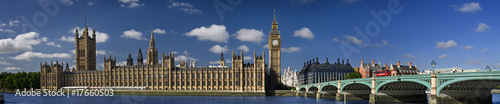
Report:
431,60,437,74
486,65,491,71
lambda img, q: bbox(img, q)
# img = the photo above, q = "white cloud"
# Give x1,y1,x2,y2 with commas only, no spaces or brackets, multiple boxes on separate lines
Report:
209,45,228,54
153,28,166,34
237,45,250,52
0,32,44,54
96,49,106,55
244,56,252,61
475,23,490,33
117,61,127,66
0,23,6,27
0,29,16,33
282,47,301,53
4,67,20,71
175,55,198,62
343,35,363,45
293,27,314,40
463,45,474,50
58,0,75,6
121,29,147,40
185,24,229,43
168,0,202,14
263,44,269,49
372,40,390,47
65,27,109,43
88,2,95,5
403,54,416,59
438,54,450,59
46,42,62,48
9,20,20,26
209,60,222,65
0,61,12,65
11,51,71,61
179,8,202,14
332,38,339,42
235,28,265,44
453,2,482,13
436,40,458,49
119,0,145,8
481,48,488,52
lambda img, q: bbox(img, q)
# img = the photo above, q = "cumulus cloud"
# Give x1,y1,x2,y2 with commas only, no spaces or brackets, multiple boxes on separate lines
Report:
293,27,314,40
475,23,490,32
209,61,221,65
185,24,229,43
463,45,474,50
438,54,450,59
153,28,166,34
11,51,71,61
0,61,12,65
235,29,265,44
403,54,416,59
209,45,228,54
0,23,6,27
46,42,62,48
332,38,339,42
208,44,229,53
371,40,390,47
282,47,301,53
168,0,202,14
119,0,145,8
480,48,488,52
64,27,110,43
174,51,198,62
120,29,147,40
436,40,458,49
0,32,44,54
244,56,252,61
263,44,269,49
453,2,482,13
9,20,20,26
4,67,20,71
88,2,95,5
237,45,250,52
0,29,16,33
343,35,363,45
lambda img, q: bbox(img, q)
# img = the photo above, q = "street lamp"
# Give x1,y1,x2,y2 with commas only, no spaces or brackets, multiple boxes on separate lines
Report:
431,60,436,74
486,65,491,71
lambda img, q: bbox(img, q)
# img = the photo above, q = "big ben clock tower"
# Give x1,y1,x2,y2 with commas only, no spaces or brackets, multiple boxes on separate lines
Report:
268,10,281,90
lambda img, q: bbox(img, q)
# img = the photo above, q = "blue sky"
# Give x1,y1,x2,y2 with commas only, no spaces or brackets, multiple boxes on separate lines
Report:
0,0,499,73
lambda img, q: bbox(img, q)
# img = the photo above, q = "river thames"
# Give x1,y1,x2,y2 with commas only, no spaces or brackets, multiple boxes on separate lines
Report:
3,93,500,104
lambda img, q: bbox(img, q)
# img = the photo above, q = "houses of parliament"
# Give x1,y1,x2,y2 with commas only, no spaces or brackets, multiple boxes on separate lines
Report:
40,12,283,92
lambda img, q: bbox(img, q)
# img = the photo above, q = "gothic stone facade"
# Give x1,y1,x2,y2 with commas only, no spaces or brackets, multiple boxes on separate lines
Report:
41,21,267,92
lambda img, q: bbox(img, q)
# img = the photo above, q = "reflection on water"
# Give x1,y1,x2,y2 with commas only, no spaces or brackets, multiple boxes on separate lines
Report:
3,93,500,104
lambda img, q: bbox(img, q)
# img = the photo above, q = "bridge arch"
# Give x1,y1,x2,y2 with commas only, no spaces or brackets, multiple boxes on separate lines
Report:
308,87,319,93
375,80,431,94
341,82,371,91
299,88,307,92
321,85,338,91
437,77,500,96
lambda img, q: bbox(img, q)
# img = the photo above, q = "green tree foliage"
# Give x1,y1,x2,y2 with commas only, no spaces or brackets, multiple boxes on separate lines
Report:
0,72,40,90
344,72,362,79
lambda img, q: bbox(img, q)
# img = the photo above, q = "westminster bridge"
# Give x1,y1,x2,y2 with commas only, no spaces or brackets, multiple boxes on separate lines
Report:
296,71,500,104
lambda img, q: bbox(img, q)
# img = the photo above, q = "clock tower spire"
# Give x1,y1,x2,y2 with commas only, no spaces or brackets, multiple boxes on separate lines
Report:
268,9,281,90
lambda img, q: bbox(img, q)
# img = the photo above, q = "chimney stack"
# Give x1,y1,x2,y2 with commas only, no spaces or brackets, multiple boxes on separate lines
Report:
316,57,319,63
326,58,329,64
361,59,364,64
397,61,400,66
385,63,388,68
372,60,375,65
342,60,344,65
409,62,412,68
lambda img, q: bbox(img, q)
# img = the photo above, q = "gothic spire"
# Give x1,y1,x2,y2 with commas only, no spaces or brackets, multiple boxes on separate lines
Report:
149,27,155,48
220,51,224,61
272,9,278,25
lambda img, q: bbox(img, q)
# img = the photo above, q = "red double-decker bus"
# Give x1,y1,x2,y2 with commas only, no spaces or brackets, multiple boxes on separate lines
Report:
375,70,391,77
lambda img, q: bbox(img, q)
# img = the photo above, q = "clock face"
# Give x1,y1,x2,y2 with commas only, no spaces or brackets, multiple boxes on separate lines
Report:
272,40,278,46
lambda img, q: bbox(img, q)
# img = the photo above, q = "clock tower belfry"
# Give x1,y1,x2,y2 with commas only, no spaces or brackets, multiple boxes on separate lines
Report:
268,10,281,90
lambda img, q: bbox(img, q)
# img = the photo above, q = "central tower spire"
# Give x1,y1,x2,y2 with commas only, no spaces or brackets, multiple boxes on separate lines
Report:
147,27,158,65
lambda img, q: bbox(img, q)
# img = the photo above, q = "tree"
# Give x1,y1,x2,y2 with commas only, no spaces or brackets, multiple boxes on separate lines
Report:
344,72,362,79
